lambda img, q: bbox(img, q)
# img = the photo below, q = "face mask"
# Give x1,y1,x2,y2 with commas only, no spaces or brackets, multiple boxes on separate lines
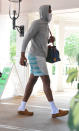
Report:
48,13,52,22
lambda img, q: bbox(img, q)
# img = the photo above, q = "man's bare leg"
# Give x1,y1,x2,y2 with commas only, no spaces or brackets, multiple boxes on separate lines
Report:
40,75,69,118
40,75,59,114
18,74,38,115
40,75,53,101
23,74,38,102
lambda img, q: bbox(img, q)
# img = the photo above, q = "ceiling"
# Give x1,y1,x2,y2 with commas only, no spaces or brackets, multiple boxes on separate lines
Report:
0,0,79,14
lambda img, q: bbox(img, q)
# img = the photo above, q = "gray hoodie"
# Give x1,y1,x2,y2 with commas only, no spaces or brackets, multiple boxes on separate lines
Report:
21,5,51,58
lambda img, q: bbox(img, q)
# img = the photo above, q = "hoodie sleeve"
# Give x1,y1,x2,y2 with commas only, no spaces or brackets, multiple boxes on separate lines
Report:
21,21,39,52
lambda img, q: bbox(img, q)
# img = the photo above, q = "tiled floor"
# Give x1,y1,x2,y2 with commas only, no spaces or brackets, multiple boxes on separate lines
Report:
0,89,77,131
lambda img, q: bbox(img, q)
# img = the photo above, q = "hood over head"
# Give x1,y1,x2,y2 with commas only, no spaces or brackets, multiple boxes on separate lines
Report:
39,5,52,22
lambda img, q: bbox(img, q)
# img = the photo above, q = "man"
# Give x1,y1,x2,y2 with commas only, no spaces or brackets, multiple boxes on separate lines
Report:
18,5,68,118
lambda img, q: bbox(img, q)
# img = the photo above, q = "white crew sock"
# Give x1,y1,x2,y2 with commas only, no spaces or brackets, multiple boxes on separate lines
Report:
18,101,26,111
49,101,59,114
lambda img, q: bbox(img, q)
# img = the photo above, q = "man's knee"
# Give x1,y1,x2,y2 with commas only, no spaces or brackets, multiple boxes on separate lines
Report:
31,74,38,83
41,75,50,86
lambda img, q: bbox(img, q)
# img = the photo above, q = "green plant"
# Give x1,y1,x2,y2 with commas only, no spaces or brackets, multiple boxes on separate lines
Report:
68,83,79,131
76,54,79,66
66,54,79,85
66,67,78,85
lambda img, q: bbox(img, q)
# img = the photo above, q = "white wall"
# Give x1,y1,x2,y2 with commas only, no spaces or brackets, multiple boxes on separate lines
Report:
0,0,79,14
0,0,1,12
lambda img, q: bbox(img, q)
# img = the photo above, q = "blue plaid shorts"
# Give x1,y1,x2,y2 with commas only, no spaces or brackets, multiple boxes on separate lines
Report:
28,55,48,76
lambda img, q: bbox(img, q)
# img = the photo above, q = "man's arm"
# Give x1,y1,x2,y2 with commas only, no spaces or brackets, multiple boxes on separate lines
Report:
20,52,27,66
21,21,39,52
20,21,39,66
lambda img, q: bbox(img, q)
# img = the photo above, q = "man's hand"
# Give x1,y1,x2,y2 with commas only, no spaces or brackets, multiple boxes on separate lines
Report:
48,36,55,44
20,52,27,66
20,56,27,66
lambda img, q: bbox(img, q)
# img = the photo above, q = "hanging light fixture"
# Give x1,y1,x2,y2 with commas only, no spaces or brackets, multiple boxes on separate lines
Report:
8,0,24,37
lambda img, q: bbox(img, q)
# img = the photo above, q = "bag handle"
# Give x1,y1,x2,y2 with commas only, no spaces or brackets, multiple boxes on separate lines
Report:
49,29,55,46
49,29,52,37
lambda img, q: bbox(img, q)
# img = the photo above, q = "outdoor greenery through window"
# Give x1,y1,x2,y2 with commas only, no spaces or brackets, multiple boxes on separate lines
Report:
10,30,16,64
0,30,16,97
64,27,79,86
